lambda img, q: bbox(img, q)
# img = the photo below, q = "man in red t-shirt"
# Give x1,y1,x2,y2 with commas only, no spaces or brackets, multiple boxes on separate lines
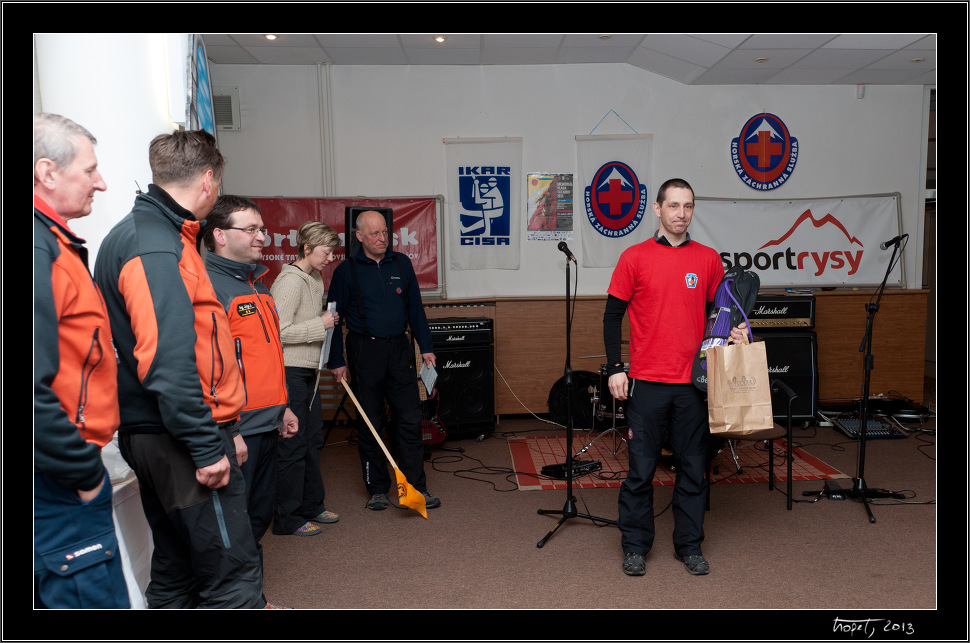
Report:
603,178,747,577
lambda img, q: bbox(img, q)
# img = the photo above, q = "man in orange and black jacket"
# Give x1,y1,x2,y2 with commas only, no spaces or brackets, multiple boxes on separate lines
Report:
93,130,264,609
33,113,130,609
201,194,299,595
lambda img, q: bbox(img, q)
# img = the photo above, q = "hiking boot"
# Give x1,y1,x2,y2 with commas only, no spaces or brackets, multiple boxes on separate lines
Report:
422,492,441,509
310,510,340,524
366,493,389,511
622,552,646,576
674,553,710,575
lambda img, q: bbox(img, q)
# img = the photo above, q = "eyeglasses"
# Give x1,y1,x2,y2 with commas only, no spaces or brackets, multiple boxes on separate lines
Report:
225,226,268,236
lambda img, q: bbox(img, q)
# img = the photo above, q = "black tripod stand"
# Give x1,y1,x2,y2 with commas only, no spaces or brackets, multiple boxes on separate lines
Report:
537,244,616,548
841,234,909,523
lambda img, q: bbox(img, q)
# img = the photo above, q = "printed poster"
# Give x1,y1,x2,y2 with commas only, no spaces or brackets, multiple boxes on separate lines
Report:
527,173,573,242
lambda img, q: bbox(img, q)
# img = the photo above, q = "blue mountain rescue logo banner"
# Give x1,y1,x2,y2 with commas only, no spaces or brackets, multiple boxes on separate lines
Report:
731,112,798,191
458,167,512,245
583,161,648,238
445,137,521,272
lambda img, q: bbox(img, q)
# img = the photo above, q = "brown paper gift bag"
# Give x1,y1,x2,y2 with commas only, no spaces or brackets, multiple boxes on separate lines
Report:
706,341,775,436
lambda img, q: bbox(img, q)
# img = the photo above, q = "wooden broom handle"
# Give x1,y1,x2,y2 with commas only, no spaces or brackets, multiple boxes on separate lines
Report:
339,378,399,470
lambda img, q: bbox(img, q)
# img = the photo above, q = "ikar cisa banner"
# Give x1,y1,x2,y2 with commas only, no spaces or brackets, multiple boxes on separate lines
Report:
249,197,439,289
444,137,522,270
690,195,904,289
576,134,653,268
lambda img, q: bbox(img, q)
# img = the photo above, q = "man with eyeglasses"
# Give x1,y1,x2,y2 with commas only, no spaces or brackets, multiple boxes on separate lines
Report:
327,210,441,512
201,195,298,608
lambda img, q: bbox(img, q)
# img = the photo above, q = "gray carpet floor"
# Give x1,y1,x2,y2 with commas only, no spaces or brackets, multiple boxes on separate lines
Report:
253,366,951,639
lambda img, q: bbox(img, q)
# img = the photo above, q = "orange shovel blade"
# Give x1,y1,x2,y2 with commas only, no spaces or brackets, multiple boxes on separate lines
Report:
394,468,428,519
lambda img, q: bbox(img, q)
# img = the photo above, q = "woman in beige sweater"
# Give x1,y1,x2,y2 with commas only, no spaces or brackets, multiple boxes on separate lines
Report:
270,222,341,536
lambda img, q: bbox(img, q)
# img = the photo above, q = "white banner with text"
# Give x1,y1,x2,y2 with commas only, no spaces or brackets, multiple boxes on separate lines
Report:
576,134,653,268
690,194,904,289
444,137,522,270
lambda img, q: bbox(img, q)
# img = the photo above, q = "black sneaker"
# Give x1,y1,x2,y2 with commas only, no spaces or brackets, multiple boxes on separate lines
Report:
674,553,710,575
622,552,646,576
366,493,389,511
422,492,441,509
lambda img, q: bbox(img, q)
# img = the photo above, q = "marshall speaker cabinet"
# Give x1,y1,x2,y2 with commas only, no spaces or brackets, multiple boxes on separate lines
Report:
749,295,818,422
428,317,495,440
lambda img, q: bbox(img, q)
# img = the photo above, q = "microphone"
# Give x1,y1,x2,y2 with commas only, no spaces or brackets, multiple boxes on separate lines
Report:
557,241,576,263
879,234,908,250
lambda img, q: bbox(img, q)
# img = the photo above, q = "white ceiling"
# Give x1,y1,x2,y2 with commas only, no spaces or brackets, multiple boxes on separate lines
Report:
201,33,937,85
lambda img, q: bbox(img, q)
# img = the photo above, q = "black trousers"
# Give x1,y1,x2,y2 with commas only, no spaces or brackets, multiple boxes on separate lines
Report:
346,332,427,496
274,367,326,534
119,427,264,609
617,380,709,558
240,429,277,549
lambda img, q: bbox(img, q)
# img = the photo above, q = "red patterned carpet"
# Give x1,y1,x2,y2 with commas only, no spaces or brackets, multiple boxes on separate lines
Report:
508,433,848,491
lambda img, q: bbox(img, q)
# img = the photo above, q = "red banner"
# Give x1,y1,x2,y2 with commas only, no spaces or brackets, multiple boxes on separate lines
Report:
249,197,439,289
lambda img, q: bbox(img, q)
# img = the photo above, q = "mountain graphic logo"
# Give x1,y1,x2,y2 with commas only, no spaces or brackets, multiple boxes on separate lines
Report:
758,209,864,250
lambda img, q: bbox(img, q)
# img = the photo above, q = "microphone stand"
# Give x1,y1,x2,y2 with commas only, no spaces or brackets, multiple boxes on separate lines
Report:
844,238,907,523
537,250,616,548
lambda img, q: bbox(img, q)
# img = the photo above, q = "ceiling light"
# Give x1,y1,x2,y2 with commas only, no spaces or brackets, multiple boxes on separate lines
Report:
434,36,446,43
754,56,769,64
598,35,613,40
265,35,277,40
910,57,925,64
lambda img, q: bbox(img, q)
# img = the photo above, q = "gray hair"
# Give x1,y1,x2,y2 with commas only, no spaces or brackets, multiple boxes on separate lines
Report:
34,113,97,170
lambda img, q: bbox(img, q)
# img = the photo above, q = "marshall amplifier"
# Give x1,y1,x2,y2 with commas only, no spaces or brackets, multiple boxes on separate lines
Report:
429,317,493,346
748,294,815,329
428,317,495,439
757,330,818,422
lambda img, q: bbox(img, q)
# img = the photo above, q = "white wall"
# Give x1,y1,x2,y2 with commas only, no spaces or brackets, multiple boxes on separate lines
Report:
33,37,927,300
33,34,183,262
210,62,928,300
210,64,328,197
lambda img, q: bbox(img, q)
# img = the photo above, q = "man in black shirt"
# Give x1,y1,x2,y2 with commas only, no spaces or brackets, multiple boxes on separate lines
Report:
327,211,441,512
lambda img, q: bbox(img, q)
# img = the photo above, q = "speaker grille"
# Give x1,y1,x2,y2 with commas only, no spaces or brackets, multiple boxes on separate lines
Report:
434,345,495,438
425,317,495,439
759,330,818,421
